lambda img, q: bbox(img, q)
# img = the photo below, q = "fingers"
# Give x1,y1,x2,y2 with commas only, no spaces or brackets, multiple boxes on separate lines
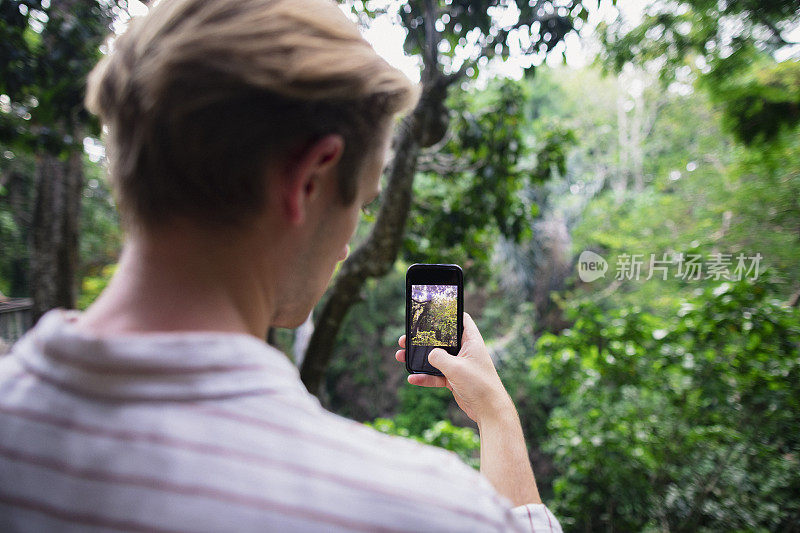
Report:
396,336,407,362
408,374,448,388
427,347,457,374
461,312,484,345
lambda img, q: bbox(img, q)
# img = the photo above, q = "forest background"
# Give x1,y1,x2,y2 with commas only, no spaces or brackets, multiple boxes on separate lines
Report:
1,0,799,530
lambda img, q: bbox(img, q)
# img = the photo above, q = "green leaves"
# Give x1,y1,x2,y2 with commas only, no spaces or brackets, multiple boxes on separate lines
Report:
531,278,800,530
404,77,574,279
0,0,114,148
598,0,800,148
707,58,800,146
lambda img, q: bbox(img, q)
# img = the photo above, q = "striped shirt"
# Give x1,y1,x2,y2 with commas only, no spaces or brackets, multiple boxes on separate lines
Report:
0,309,562,532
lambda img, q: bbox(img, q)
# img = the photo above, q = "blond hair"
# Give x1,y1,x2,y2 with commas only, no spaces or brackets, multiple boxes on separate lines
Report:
86,0,419,227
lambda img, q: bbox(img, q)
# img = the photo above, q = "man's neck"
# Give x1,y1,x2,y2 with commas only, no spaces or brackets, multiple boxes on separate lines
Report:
75,226,275,340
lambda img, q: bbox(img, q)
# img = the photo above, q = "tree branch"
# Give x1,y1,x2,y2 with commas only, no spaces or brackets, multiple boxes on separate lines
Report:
443,17,531,87
422,0,440,80
789,289,800,308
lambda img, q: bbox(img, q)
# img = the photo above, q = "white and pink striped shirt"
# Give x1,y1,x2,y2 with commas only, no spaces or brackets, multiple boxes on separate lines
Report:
0,310,562,532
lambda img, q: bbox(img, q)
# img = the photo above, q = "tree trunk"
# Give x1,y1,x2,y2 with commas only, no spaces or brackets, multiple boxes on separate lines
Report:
30,148,83,322
615,73,629,196
299,1,454,394
411,299,432,338
1,169,34,296
299,110,423,394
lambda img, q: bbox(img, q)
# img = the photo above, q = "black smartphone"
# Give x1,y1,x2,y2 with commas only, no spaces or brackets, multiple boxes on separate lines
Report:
405,263,463,376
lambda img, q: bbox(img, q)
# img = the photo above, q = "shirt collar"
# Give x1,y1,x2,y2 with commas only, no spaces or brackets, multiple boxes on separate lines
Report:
12,309,316,404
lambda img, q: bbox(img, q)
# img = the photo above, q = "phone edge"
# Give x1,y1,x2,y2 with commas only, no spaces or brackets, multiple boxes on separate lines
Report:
405,263,462,377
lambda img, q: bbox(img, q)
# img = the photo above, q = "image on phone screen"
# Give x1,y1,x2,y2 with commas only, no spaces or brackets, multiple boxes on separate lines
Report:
410,284,458,348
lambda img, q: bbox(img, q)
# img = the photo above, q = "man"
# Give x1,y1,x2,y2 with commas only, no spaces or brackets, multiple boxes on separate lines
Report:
0,0,562,530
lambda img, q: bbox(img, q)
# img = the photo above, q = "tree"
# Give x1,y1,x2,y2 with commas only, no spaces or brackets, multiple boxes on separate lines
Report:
300,0,611,394
590,0,800,305
536,278,800,530
599,0,800,145
0,146,35,297
0,0,119,319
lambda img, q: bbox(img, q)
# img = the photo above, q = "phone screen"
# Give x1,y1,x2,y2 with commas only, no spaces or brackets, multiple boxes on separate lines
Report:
410,284,458,347
406,264,463,376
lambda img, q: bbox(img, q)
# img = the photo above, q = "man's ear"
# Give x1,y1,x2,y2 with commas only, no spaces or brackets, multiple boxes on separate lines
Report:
283,134,345,225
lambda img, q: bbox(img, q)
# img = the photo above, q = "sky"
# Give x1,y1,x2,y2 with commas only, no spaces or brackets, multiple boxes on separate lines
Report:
412,284,457,304
354,0,646,84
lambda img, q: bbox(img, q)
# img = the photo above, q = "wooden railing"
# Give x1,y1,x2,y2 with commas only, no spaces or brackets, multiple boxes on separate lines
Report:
0,298,33,354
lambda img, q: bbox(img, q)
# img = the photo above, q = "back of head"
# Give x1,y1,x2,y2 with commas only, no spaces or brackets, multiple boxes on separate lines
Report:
85,0,420,229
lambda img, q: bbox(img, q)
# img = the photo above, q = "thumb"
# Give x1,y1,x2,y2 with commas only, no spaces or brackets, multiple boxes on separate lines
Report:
428,348,456,374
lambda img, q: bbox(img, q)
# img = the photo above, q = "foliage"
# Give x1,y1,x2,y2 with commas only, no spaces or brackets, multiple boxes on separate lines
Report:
394,0,596,68
0,0,115,152
406,79,542,278
404,76,577,283
411,330,439,345
393,382,454,435
79,158,122,279
705,57,800,146
599,0,797,80
599,0,800,145
0,150,120,305
0,0,124,316
530,278,800,531
571,126,800,312
0,145,35,296
77,263,116,311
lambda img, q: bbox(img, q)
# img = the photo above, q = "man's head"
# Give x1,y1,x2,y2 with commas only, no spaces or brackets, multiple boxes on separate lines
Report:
85,0,419,328
86,0,418,228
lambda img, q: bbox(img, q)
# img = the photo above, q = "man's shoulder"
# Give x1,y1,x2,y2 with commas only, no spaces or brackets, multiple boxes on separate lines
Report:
0,350,25,389
300,406,517,531
333,414,498,505
318,407,463,465
0,364,519,532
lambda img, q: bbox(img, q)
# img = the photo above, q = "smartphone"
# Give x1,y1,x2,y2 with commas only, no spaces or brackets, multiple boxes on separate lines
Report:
405,263,463,376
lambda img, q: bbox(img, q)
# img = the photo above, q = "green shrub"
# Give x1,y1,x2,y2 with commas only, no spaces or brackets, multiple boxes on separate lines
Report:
532,277,800,531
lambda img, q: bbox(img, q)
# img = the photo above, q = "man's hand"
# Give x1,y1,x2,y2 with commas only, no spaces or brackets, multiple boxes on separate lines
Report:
395,312,514,428
395,312,542,506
